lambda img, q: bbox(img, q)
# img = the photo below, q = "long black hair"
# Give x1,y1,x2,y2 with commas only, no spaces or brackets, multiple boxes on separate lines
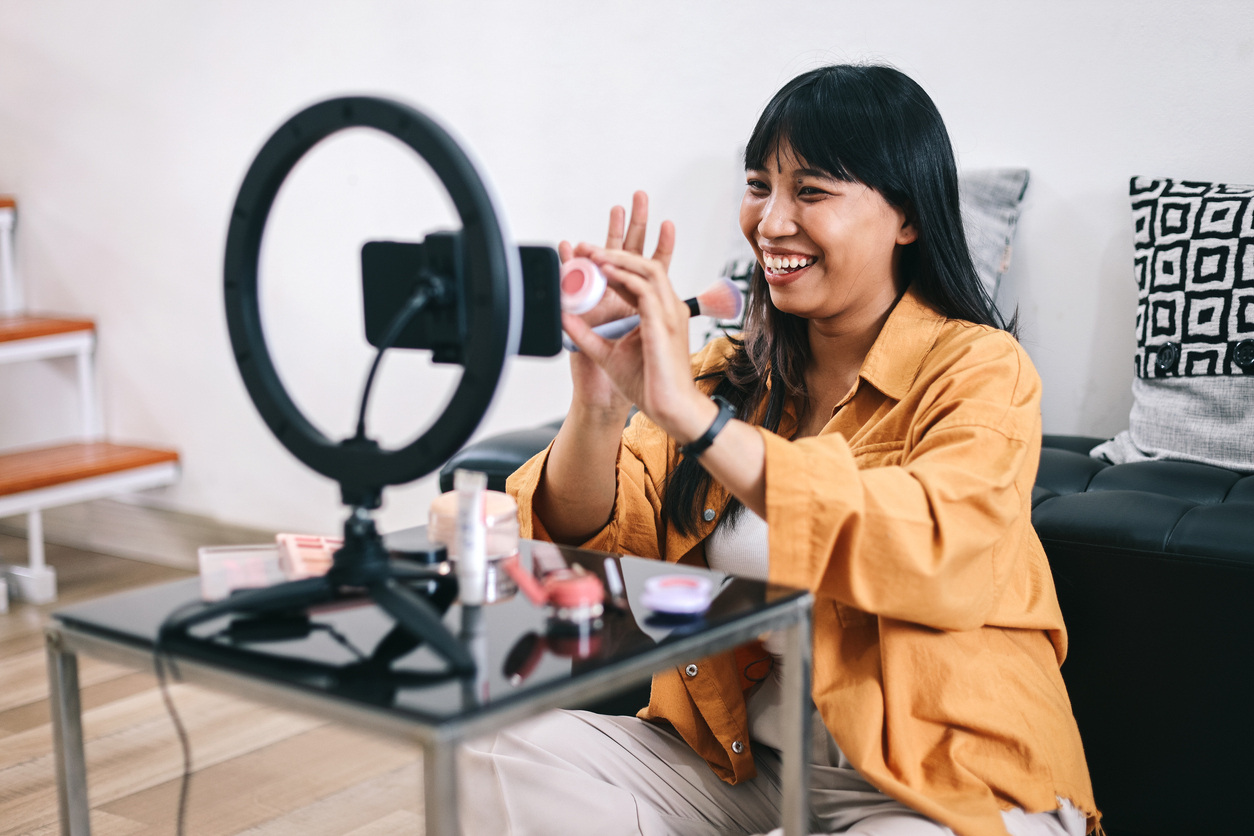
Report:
665,63,1015,537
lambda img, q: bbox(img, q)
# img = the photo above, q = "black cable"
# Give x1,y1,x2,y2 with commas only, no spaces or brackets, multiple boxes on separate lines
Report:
317,622,369,661
153,600,205,836
153,654,193,836
353,274,448,442
152,607,363,836
149,264,450,834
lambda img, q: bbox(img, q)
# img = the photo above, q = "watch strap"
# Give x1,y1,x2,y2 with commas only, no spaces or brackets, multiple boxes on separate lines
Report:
680,394,736,459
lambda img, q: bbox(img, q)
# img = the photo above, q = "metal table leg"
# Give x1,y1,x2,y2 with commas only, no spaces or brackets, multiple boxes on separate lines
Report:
46,628,91,835
424,739,459,836
779,600,813,836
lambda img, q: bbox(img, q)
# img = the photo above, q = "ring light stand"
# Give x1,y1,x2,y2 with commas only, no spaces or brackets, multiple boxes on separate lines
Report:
160,97,525,675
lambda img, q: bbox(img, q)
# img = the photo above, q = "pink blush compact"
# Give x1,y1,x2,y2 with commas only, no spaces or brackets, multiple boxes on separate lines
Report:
640,574,714,616
559,257,607,314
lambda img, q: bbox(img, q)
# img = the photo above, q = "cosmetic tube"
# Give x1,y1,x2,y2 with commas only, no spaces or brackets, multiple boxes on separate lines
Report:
454,469,489,606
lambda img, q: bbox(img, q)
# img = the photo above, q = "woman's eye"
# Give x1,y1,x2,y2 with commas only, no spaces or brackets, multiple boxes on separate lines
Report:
746,179,769,192
798,186,825,197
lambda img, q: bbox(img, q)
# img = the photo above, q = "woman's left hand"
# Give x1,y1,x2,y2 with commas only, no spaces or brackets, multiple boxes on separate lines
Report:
562,239,718,445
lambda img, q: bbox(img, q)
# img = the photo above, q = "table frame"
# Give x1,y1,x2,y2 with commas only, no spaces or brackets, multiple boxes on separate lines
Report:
46,591,812,836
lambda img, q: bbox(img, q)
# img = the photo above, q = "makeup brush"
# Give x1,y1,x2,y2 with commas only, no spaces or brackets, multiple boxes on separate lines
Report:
563,276,745,352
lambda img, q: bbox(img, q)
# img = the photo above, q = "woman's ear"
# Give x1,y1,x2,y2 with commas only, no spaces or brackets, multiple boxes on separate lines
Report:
896,206,919,246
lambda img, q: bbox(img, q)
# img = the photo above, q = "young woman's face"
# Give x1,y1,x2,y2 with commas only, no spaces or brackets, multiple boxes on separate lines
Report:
739,142,917,323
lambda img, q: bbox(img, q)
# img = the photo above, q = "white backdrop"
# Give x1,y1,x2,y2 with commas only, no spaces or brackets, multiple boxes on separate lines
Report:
1,0,1251,536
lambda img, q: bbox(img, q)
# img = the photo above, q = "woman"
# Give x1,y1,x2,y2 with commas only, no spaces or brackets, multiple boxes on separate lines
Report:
465,64,1099,836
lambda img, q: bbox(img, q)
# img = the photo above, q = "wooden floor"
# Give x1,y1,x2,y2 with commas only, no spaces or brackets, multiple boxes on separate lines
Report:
0,533,426,835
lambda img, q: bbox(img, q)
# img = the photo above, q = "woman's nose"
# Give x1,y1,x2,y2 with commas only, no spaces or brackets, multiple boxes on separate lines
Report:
757,194,797,240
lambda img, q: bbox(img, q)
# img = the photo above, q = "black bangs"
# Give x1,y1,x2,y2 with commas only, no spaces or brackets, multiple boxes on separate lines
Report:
744,76,855,185
743,66,910,203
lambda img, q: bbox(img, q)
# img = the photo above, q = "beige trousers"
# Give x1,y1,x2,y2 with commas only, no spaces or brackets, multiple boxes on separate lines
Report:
458,709,1087,836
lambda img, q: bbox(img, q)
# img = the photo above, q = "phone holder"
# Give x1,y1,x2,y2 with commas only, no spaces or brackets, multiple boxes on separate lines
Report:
161,96,529,675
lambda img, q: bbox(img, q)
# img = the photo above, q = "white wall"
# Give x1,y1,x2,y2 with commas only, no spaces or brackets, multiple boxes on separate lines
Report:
2,1,1251,536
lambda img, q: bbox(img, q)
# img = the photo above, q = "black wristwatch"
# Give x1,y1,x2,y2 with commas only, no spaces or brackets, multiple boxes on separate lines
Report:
680,394,736,459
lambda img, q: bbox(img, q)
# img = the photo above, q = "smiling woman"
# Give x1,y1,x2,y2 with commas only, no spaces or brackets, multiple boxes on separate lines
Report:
462,65,1100,836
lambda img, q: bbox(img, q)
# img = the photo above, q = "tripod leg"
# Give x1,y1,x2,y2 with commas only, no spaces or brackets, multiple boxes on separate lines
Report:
373,579,474,673
160,577,336,637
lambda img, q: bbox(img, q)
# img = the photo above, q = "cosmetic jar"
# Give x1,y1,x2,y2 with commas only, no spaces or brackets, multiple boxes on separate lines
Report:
428,489,519,561
640,573,714,616
543,569,606,626
500,554,606,629
559,257,607,314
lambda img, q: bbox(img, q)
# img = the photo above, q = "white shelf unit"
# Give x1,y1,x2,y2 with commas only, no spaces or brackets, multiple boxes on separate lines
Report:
0,196,180,609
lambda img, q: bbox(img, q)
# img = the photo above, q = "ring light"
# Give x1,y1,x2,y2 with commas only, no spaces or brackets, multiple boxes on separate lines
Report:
223,95,523,508
162,96,538,676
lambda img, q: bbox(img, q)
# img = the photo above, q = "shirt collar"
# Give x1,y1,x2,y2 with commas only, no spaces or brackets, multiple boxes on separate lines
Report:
750,285,945,432
853,284,946,402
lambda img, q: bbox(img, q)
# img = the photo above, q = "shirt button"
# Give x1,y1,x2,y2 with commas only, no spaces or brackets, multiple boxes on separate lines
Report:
685,664,699,677
731,741,744,754
703,508,715,522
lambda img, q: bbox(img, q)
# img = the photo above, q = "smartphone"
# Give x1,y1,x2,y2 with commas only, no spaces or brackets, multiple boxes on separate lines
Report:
361,235,562,364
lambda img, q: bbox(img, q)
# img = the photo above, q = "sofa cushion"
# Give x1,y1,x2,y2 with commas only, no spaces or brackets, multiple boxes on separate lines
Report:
437,420,563,493
1091,177,1254,473
1036,435,1254,562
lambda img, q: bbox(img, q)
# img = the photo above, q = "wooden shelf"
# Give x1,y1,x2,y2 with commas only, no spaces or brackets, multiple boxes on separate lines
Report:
0,314,95,344
0,442,179,498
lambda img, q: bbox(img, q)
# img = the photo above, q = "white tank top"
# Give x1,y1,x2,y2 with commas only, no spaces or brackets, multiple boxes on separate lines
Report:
705,509,823,754
705,507,770,581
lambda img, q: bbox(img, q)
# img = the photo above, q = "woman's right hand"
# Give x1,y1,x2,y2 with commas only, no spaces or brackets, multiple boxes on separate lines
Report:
561,191,674,421
536,192,674,544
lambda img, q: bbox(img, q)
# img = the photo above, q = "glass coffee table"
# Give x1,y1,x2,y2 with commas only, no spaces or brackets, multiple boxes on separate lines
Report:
45,535,813,836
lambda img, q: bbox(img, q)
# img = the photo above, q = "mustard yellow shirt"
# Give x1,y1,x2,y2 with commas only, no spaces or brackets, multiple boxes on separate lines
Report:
508,288,1099,836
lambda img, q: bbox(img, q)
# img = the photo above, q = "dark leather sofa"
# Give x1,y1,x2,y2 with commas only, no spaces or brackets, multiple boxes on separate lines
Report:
440,429,1254,836
1032,436,1253,836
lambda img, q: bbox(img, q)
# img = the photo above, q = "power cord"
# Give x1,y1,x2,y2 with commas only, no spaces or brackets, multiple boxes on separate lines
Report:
153,600,205,836
153,612,375,834
150,272,452,833
353,272,451,443
153,654,193,836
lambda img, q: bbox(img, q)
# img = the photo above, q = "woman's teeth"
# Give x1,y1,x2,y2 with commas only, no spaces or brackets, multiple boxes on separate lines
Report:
764,255,815,272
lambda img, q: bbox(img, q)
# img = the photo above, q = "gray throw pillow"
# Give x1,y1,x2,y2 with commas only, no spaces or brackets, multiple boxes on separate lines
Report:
706,167,1030,343
1091,177,1254,473
960,168,1030,303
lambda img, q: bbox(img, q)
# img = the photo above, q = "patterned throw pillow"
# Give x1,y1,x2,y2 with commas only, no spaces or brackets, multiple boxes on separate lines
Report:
1091,177,1254,473
703,167,1030,343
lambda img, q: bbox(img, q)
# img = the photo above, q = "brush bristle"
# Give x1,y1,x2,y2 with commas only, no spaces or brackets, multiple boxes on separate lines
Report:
695,276,745,321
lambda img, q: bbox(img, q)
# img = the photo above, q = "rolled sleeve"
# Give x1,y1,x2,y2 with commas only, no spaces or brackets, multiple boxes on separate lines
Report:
506,416,669,560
